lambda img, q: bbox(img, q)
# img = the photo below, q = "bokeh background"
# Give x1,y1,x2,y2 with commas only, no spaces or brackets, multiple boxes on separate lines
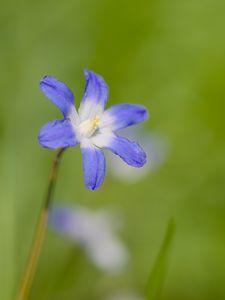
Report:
1,0,225,299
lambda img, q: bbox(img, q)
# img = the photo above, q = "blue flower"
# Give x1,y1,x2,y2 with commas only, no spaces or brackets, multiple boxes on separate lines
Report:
49,205,129,273
38,70,148,190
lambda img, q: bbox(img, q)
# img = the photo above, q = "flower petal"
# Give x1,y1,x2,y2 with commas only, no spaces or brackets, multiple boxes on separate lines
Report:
78,70,109,121
100,104,148,131
40,76,75,117
38,119,78,149
49,206,74,234
92,133,146,167
81,141,106,190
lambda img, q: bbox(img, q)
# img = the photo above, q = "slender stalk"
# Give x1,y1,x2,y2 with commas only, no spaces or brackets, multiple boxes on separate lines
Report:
16,148,66,300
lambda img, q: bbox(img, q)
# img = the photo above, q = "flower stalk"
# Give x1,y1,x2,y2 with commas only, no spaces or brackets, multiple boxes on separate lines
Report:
16,148,66,300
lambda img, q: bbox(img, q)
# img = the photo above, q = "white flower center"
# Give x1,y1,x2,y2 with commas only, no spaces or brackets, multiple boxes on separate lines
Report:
77,116,100,138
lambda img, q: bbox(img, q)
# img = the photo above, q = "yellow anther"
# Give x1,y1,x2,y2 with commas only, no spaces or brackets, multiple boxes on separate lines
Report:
92,116,100,129
78,115,100,138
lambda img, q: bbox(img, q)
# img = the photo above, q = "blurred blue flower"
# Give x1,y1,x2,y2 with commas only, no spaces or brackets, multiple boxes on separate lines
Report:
49,205,129,273
38,70,148,190
105,290,145,300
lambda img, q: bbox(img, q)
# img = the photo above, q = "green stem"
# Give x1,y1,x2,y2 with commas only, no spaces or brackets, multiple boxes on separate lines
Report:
16,148,66,300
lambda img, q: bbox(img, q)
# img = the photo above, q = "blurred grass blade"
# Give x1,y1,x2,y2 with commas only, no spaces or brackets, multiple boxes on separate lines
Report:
145,218,176,300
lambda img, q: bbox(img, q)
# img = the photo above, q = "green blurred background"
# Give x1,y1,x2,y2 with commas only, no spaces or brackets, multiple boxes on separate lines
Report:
1,0,225,299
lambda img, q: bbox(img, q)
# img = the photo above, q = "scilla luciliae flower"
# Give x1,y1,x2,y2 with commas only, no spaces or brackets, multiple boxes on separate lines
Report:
49,205,128,273
38,70,148,190
105,290,145,300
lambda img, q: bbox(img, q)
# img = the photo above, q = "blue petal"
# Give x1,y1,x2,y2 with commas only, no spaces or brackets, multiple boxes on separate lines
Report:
78,70,109,120
81,143,106,190
94,134,147,167
38,119,78,149
100,104,148,131
49,206,74,234
40,76,75,117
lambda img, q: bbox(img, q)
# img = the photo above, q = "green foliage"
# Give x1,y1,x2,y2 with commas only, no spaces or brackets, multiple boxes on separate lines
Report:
146,219,176,300
0,0,225,299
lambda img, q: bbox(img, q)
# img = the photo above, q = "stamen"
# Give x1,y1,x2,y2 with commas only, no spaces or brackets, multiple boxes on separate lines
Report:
78,115,100,138
92,116,100,129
